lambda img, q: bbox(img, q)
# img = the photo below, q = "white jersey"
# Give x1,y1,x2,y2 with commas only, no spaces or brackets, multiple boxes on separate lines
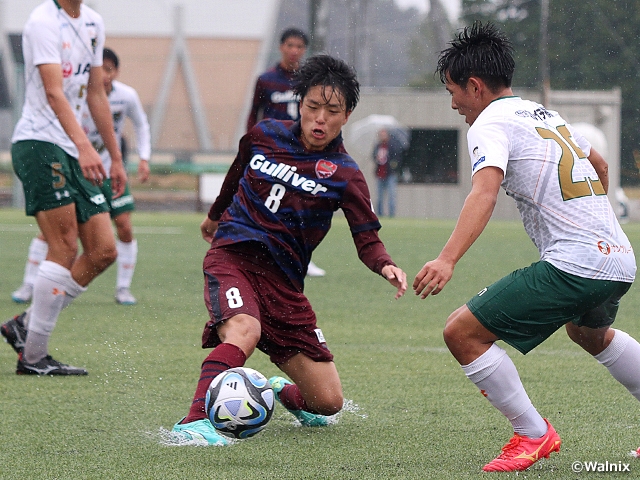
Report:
468,96,636,283
12,0,105,158
81,80,151,175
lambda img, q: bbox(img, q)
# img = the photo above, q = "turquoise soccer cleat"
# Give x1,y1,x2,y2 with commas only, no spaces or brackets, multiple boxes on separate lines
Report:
171,418,230,446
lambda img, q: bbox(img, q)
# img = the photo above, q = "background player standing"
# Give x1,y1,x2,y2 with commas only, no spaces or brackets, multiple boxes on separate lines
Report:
246,27,325,277
414,22,639,472
1,0,126,375
10,47,152,307
170,55,407,445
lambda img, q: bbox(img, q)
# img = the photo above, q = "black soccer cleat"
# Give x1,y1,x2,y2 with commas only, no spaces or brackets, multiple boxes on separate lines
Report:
1,312,28,354
16,354,88,376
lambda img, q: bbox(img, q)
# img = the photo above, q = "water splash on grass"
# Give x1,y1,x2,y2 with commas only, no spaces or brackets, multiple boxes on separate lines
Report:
150,427,236,447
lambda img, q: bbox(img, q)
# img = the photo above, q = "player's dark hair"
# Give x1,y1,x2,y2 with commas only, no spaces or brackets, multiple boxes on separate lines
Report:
436,21,514,92
280,27,309,46
293,55,360,112
103,47,119,69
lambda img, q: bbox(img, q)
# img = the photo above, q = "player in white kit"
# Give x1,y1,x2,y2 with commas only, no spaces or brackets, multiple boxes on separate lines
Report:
1,0,126,375
413,22,638,472
10,47,151,306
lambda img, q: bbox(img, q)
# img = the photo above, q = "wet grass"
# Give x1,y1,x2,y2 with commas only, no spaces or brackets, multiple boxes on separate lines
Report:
1,209,639,479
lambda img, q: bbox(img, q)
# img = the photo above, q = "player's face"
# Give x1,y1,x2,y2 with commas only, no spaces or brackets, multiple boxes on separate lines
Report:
299,85,351,152
445,73,482,126
102,58,118,93
280,36,306,70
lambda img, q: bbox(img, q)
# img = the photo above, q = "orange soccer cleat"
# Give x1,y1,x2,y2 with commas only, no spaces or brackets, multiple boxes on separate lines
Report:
483,419,561,472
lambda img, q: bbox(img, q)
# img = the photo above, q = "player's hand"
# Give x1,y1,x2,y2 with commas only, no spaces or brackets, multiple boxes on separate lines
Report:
137,159,150,183
77,142,107,186
200,217,219,243
109,160,127,198
413,257,454,299
381,264,407,299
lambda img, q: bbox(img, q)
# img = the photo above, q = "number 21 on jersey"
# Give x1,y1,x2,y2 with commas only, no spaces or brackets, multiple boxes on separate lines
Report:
536,125,606,201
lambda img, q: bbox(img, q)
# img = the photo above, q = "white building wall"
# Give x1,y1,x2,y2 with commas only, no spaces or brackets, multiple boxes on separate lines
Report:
2,0,279,37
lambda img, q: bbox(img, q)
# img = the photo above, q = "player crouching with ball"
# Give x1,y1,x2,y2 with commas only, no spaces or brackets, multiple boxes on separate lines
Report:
170,54,407,445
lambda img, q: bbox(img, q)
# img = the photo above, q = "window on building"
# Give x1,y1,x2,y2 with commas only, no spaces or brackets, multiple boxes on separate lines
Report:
401,129,458,184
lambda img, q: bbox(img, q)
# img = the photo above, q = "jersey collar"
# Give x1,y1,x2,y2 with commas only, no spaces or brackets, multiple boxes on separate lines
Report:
489,95,519,105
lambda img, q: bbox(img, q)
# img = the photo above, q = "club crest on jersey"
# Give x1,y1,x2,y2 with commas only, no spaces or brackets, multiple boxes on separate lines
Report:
315,160,337,179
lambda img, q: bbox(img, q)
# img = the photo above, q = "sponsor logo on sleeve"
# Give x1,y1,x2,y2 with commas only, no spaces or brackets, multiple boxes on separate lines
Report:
472,146,486,171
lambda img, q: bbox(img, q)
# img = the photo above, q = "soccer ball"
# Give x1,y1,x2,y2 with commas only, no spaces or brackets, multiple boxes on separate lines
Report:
205,367,275,439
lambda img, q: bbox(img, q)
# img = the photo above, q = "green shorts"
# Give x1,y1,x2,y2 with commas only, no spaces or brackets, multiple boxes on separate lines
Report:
467,261,632,354
12,140,109,223
100,180,135,218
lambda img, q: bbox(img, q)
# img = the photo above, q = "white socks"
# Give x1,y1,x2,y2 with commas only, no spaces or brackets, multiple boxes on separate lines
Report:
116,239,137,290
22,237,138,293
23,237,48,286
462,343,548,438
594,329,640,400
24,261,86,364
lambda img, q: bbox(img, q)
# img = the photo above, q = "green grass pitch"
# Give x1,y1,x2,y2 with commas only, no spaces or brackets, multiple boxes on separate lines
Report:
1,208,639,479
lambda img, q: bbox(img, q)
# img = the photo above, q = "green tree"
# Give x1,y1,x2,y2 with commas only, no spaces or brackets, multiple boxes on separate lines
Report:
461,0,640,185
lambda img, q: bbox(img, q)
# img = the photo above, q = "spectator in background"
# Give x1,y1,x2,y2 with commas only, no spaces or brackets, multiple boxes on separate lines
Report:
245,27,326,277
373,128,403,217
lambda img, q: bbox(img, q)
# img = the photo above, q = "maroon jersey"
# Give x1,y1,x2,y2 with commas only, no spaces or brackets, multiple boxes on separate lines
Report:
246,63,299,131
208,119,394,291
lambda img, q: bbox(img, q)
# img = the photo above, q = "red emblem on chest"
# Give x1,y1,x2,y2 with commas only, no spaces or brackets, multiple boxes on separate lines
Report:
315,160,337,179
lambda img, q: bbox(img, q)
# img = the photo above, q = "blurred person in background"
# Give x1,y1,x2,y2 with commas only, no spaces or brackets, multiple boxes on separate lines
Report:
246,27,326,277
372,128,403,217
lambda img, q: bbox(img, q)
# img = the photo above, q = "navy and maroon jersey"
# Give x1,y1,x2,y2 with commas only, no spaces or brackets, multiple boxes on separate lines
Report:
246,63,299,131
208,119,395,292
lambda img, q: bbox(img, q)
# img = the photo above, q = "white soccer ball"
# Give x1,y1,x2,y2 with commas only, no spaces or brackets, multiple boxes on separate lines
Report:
205,367,275,439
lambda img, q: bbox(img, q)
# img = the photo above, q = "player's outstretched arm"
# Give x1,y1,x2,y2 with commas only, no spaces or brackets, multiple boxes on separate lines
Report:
200,217,219,243
413,166,503,298
381,264,408,299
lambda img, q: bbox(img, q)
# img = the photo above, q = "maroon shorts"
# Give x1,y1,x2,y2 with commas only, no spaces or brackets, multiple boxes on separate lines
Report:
201,243,333,365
